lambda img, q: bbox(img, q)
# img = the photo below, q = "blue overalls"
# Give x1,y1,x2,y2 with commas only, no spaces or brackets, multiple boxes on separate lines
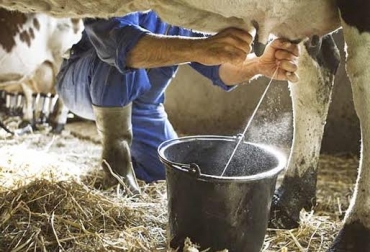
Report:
56,10,232,182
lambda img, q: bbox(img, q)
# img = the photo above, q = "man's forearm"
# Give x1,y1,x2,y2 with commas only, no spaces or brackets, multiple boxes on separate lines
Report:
126,34,203,68
126,32,260,86
218,54,260,85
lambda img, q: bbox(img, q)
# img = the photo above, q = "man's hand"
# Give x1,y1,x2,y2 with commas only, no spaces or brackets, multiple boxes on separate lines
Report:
219,38,300,85
196,28,253,66
257,38,300,83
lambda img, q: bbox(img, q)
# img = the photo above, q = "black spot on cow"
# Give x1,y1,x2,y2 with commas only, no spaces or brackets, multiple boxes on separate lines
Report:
19,30,31,47
28,28,35,39
337,0,370,33
0,8,28,52
71,18,81,34
305,34,341,75
33,18,40,30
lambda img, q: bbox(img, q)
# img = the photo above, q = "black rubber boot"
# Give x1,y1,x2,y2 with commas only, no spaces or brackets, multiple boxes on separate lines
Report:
93,104,141,195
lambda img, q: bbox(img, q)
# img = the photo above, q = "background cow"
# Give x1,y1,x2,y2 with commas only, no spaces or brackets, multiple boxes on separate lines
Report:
0,8,83,133
0,1,368,251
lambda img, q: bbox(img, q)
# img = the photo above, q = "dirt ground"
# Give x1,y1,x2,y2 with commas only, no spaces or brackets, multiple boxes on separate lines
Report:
0,119,358,251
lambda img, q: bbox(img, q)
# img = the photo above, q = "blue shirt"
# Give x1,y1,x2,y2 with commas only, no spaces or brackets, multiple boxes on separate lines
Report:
83,10,231,106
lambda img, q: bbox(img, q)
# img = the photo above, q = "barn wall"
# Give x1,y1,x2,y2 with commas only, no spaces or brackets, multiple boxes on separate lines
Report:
164,30,360,155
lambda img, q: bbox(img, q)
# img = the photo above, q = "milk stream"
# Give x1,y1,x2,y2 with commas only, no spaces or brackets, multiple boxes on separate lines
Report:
220,67,280,176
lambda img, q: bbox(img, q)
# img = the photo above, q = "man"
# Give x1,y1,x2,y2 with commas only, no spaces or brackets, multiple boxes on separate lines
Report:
56,10,299,194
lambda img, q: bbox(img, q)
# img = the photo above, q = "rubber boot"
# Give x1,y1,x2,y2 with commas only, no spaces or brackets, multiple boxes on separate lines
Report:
93,104,141,195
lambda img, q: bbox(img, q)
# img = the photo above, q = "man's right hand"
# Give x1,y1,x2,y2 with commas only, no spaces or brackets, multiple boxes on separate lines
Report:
195,27,253,66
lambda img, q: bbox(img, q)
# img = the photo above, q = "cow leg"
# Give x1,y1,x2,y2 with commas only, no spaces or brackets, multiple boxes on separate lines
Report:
49,97,69,134
269,35,340,229
328,15,370,252
19,81,36,130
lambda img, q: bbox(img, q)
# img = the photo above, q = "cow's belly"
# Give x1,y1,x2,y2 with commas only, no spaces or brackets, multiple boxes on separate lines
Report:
0,48,51,82
152,0,341,43
0,0,341,42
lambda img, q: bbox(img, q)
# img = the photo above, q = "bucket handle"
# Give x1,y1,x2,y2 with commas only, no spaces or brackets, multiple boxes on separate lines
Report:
179,163,201,177
235,133,245,140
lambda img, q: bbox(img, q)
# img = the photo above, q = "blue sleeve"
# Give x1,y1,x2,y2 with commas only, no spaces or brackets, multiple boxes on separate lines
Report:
189,62,236,91
83,12,149,74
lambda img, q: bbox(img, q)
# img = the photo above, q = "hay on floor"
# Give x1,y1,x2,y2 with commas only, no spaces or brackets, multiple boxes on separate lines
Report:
0,129,359,251
0,177,169,251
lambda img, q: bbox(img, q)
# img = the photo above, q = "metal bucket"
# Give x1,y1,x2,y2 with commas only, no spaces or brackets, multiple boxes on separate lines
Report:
158,135,286,252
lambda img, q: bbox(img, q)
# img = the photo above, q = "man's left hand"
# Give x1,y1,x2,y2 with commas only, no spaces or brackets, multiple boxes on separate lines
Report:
257,38,300,83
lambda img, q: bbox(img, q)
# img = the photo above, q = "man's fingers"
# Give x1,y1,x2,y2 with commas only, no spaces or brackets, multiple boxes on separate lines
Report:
286,71,299,83
221,27,253,44
275,50,298,62
217,28,253,53
272,39,300,82
224,36,252,54
279,59,298,73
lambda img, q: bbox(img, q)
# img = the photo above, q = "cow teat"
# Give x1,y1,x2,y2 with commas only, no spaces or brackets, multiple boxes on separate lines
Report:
305,35,322,56
253,41,266,57
251,20,266,56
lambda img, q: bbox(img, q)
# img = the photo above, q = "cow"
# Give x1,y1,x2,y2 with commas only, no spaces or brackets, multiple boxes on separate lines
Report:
0,8,83,134
0,1,368,251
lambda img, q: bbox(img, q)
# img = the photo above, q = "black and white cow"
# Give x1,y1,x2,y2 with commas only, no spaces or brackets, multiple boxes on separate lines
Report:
0,8,83,133
0,0,368,251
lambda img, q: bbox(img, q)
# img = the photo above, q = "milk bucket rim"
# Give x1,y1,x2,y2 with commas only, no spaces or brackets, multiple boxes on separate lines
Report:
157,135,287,182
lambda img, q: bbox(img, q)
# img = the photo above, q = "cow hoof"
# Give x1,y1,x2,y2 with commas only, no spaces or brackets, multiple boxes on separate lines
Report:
268,169,317,229
268,193,300,229
50,123,65,134
18,120,34,129
328,221,370,252
15,121,35,135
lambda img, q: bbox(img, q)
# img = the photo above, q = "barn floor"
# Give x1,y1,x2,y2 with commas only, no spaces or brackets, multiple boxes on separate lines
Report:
0,119,358,251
